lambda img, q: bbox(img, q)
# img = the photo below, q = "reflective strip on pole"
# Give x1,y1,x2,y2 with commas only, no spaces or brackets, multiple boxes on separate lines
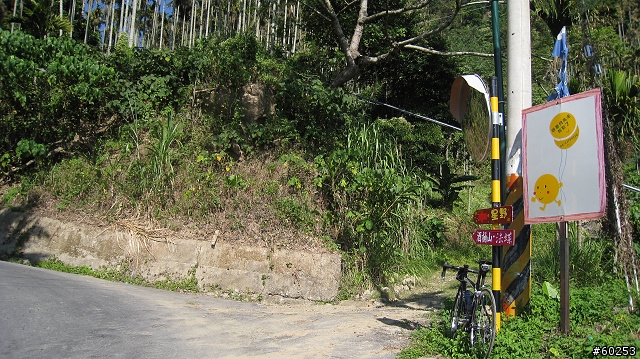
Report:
490,76,502,331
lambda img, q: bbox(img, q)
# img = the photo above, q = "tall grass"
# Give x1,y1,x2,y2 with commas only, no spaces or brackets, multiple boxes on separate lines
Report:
148,113,181,199
532,222,611,286
316,119,441,285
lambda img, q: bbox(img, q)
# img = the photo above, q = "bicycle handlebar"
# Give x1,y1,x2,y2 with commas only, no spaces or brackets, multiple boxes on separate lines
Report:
441,260,492,280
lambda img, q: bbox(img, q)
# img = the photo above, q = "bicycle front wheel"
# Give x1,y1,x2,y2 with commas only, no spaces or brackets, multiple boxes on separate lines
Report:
449,286,465,337
471,288,496,358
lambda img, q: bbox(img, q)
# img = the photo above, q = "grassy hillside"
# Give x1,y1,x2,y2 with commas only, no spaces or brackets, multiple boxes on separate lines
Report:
0,30,489,289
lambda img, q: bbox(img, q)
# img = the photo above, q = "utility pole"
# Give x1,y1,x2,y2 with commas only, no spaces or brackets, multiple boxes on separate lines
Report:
490,0,505,329
502,0,533,316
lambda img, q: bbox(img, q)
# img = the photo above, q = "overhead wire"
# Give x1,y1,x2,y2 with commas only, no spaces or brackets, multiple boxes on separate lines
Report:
350,93,462,131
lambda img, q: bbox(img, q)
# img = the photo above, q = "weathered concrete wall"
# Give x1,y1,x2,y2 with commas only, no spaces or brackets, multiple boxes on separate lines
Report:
0,209,341,301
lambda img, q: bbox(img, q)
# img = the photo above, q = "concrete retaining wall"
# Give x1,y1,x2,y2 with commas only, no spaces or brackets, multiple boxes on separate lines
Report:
0,209,341,301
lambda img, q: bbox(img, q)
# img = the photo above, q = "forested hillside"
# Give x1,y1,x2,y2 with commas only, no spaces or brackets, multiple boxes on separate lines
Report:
3,0,640,357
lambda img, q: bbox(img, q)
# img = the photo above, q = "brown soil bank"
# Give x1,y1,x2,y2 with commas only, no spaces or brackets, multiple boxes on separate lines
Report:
0,208,341,301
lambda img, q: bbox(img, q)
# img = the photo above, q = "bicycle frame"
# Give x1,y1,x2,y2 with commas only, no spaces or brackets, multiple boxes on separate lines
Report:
442,260,496,359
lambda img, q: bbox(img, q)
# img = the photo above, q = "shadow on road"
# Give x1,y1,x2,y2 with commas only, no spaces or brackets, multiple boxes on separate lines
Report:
377,316,426,331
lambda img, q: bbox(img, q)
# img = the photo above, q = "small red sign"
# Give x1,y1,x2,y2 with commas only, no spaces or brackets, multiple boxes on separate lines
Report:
473,205,513,225
473,229,515,246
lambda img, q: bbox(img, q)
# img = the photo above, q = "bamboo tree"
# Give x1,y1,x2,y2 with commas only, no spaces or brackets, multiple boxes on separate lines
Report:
171,5,178,49
11,0,18,32
180,10,185,46
58,0,62,36
188,0,195,47
84,0,92,43
204,0,210,37
128,0,137,47
282,1,288,49
69,0,76,36
291,0,298,53
159,0,165,49
224,0,229,36
106,0,115,52
254,0,260,38
150,1,158,48
197,0,202,42
118,0,125,33
103,0,111,50
265,0,271,49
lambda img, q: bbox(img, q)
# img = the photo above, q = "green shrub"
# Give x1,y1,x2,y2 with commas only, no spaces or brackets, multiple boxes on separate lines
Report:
46,157,101,204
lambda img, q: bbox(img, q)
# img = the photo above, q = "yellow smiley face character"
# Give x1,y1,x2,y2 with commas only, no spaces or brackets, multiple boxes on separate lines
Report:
531,174,563,211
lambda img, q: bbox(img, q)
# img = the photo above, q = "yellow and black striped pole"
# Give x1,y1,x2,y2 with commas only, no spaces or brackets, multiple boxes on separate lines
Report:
490,76,502,331
502,177,532,316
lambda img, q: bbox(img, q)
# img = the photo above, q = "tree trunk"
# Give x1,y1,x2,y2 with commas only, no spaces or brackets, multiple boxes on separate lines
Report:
159,1,165,49
118,0,125,33
151,1,158,48
84,0,93,44
266,0,272,49
225,0,230,36
172,6,179,49
603,107,640,311
104,0,111,51
199,0,205,39
205,0,211,37
107,0,115,53
11,0,18,32
181,12,186,46
189,0,195,47
291,0,299,53
59,0,63,36
69,0,76,36
282,1,288,50
274,0,280,47
236,0,242,32
128,0,138,47
255,0,260,39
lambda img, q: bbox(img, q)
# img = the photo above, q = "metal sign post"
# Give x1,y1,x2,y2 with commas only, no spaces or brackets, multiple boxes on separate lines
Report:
558,221,570,334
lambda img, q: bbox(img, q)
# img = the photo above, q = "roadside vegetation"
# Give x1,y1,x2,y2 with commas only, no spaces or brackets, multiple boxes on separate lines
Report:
2,0,640,357
33,257,200,293
400,223,640,358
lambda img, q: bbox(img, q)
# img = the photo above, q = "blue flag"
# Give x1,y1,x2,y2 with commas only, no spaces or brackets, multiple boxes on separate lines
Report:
547,26,569,101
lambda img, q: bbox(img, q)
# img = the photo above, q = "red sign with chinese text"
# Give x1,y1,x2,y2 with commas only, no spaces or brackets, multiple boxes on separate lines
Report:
473,205,513,225
472,229,515,246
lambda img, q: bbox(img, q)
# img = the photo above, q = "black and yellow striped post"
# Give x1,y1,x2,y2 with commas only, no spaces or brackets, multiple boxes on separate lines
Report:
490,76,502,331
501,177,532,316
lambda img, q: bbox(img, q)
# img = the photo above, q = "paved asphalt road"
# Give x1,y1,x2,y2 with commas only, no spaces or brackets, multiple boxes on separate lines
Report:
0,261,430,358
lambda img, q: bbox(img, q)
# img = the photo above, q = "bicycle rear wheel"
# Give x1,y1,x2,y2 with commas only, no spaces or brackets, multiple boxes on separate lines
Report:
471,288,496,358
449,286,465,337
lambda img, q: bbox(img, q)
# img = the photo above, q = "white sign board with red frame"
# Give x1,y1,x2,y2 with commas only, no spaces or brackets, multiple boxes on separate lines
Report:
522,88,606,224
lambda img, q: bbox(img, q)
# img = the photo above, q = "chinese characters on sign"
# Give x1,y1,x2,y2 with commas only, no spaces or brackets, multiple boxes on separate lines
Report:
472,229,515,246
473,205,513,225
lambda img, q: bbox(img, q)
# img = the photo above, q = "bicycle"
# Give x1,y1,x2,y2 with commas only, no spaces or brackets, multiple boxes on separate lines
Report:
441,260,497,358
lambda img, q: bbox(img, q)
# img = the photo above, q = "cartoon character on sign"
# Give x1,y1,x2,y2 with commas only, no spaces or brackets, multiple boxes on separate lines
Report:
531,112,579,212
531,173,563,210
